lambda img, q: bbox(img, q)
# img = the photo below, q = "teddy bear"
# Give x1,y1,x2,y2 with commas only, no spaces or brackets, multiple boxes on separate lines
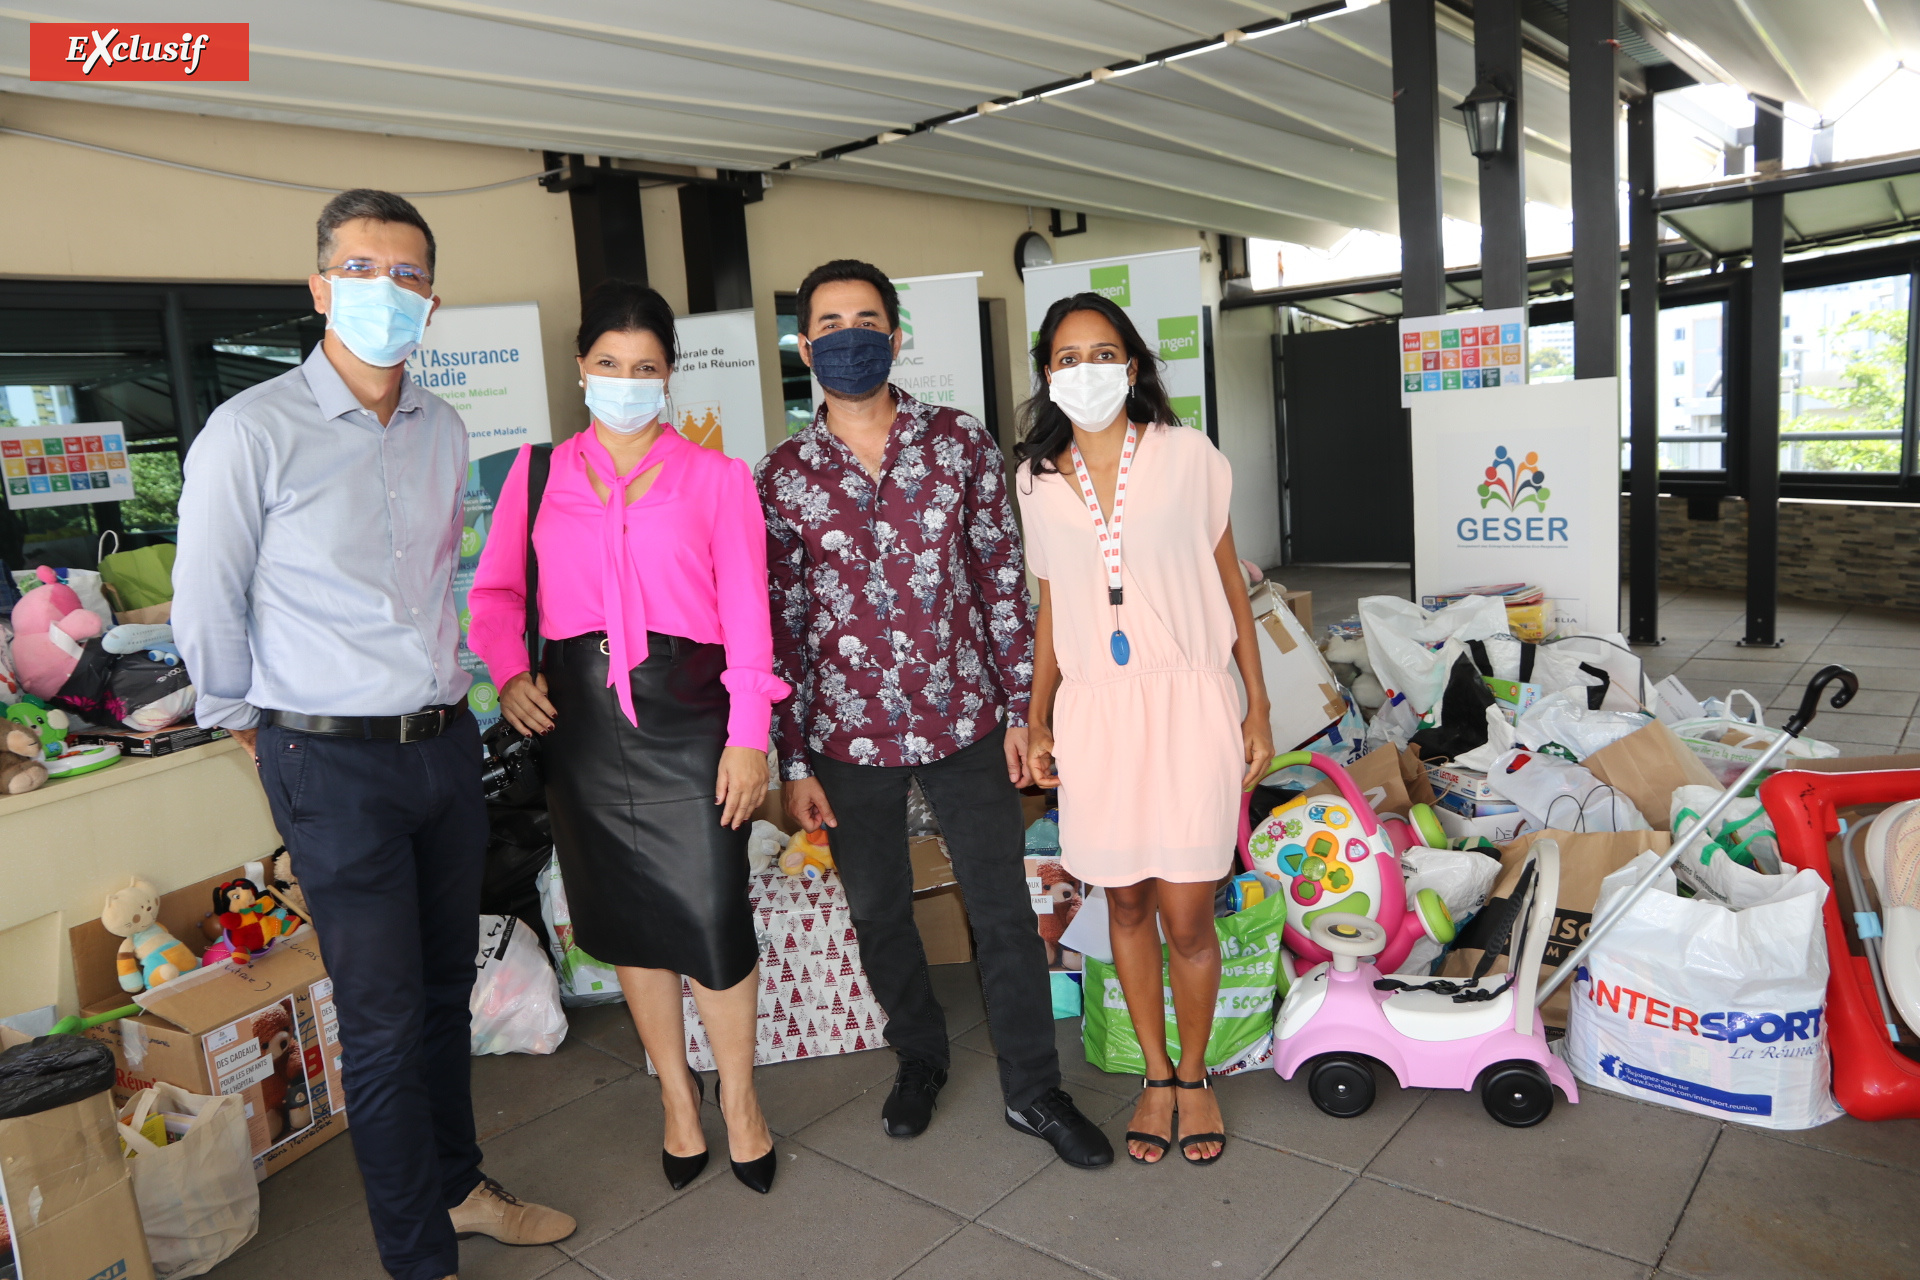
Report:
0,715,46,794
1033,861,1084,970
1321,633,1385,711
102,877,199,993
252,1003,301,1141
11,566,103,700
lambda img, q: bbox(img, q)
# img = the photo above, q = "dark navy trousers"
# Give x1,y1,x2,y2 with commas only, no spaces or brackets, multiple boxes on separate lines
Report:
256,713,487,1280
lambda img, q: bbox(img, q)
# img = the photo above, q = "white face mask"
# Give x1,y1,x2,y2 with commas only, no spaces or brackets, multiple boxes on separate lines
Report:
584,374,667,434
1048,362,1131,431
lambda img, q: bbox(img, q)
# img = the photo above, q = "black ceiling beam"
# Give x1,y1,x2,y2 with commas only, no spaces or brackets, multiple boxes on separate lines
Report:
1656,150,1920,211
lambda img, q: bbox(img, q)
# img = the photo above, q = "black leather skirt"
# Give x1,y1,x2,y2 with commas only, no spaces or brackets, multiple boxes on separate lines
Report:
542,631,756,990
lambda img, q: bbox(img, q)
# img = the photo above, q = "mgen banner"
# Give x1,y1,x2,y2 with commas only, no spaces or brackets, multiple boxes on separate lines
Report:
30,23,249,80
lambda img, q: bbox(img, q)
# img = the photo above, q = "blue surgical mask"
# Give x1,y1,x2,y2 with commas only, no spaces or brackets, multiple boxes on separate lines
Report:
807,327,894,396
326,276,432,368
584,375,666,434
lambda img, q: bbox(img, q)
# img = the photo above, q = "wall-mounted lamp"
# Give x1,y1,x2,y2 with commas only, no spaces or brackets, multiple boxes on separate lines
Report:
1454,77,1513,159
1014,230,1053,280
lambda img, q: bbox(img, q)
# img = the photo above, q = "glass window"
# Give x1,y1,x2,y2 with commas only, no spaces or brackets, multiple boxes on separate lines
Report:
1780,275,1909,474
773,294,813,437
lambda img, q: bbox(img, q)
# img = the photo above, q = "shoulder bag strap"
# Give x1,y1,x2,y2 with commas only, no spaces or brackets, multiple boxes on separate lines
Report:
524,445,553,675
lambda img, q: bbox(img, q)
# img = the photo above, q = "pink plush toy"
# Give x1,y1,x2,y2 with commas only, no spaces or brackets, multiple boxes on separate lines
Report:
12,566,103,699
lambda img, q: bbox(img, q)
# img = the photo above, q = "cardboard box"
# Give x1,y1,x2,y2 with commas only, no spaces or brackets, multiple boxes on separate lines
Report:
0,1029,157,1280
1248,581,1346,751
69,722,230,757
910,835,972,964
1425,762,1520,818
1278,587,1312,633
68,868,346,1181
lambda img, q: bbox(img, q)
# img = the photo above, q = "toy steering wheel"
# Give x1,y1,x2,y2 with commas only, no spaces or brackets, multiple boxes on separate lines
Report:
1309,913,1388,972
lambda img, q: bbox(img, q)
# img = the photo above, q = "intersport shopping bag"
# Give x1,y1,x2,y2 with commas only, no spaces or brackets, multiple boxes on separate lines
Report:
1082,892,1289,1076
535,854,624,1006
1566,852,1841,1130
115,1084,258,1278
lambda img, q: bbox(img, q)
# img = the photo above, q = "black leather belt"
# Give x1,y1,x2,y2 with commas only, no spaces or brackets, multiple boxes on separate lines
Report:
267,704,466,743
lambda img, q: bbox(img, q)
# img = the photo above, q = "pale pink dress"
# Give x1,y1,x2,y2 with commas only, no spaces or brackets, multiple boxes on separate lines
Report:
1017,424,1243,887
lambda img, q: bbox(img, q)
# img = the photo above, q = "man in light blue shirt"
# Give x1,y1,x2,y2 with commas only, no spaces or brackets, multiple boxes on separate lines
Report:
175,189,572,1280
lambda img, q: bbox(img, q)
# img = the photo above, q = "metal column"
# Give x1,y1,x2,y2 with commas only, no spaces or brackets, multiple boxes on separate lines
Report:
679,183,752,313
1569,0,1620,378
1626,95,1661,644
1475,0,1527,311
162,290,202,460
1391,0,1445,318
1744,98,1785,646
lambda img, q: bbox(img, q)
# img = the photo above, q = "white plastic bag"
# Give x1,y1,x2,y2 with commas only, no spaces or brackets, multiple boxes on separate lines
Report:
1671,692,1838,786
1487,748,1650,833
471,915,569,1054
1515,690,1651,760
1538,634,1653,713
1565,852,1841,1130
1399,847,1503,974
1669,785,1788,905
1357,594,1509,715
536,855,626,1006
116,1083,258,1278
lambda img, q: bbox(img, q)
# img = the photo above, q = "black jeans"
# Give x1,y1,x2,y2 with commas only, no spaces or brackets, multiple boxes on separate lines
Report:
810,724,1060,1110
256,714,488,1280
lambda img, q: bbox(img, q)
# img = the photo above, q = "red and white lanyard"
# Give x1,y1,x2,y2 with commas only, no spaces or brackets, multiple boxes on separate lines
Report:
1070,423,1138,607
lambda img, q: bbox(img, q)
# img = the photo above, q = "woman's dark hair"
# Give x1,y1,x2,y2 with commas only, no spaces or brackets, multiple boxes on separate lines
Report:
1015,293,1175,477
575,279,678,365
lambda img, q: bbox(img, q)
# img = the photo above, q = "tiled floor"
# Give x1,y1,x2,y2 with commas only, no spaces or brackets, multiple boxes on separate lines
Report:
205,574,1920,1280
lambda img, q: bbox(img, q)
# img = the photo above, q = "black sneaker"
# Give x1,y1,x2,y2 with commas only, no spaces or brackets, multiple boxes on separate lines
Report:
881,1058,947,1138
1006,1087,1115,1169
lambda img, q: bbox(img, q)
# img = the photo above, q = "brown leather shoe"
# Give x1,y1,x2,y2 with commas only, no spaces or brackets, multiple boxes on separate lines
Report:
448,1177,575,1246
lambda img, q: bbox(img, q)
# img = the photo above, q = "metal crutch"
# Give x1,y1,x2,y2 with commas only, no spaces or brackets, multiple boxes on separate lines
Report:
1537,664,1860,1008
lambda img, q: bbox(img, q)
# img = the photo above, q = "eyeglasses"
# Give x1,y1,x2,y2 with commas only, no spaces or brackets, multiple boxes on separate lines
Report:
323,259,433,294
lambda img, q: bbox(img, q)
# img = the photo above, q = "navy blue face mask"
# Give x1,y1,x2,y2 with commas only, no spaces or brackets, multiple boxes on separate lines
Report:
807,326,895,396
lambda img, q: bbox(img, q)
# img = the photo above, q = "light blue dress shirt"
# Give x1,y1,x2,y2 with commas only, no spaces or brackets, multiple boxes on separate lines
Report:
175,344,472,731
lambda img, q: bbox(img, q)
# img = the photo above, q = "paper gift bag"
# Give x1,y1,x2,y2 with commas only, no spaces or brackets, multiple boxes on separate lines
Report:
1303,743,1411,815
1585,720,1721,826
1441,827,1670,1028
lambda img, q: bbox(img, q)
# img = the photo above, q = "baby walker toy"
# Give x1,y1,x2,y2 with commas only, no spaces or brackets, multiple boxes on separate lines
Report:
1245,751,1456,974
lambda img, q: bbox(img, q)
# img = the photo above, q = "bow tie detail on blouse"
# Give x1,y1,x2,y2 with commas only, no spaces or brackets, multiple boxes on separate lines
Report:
580,428,676,725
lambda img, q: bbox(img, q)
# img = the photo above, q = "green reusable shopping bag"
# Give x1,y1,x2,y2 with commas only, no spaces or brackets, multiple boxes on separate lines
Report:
96,533,177,613
1081,890,1290,1075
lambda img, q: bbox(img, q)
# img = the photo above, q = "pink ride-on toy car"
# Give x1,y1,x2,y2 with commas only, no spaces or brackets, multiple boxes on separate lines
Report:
1272,836,1579,1127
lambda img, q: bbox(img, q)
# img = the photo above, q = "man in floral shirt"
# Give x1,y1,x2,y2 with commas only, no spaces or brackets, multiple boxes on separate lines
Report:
756,260,1111,1170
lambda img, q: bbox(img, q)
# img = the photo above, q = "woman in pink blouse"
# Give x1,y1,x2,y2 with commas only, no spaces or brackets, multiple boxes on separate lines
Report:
470,281,788,1196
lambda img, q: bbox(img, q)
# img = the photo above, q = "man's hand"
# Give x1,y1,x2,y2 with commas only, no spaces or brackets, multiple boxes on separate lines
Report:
785,775,838,833
1003,725,1032,788
231,727,259,763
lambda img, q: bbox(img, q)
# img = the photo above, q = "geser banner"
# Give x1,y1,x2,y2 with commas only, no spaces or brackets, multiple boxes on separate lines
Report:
1410,378,1621,636
673,309,770,465
407,303,552,729
812,271,985,424
1022,247,1206,430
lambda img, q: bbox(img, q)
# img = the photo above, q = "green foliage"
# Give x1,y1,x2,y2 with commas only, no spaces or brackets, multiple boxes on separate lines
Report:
1783,306,1906,472
124,451,183,531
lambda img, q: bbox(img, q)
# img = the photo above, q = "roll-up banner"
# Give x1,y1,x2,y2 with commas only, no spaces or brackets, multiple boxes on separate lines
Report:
408,302,552,730
1021,246,1206,430
1410,378,1622,636
673,308,771,465
812,271,986,424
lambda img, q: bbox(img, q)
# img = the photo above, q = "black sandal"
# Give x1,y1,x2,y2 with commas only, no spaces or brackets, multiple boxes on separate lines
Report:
1125,1077,1177,1165
1175,1075,1225,1166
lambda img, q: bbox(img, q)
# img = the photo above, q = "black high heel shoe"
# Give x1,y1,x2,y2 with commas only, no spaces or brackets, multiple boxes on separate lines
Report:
1174,1075,1225,1166
717,1089,777,1194
661,1074,708,1191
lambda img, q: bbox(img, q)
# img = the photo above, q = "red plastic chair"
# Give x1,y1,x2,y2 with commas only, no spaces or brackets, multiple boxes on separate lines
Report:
1763,767,1920,1121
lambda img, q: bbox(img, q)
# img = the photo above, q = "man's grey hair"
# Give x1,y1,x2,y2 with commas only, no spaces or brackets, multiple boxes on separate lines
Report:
316,189,437,277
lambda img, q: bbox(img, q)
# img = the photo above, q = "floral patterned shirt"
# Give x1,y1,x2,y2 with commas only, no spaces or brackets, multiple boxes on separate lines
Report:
755,387,1033,779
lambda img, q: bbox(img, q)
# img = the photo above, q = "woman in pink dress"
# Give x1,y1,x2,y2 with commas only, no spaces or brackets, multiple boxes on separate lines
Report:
1015,294,1273,1166
469,281,789,1195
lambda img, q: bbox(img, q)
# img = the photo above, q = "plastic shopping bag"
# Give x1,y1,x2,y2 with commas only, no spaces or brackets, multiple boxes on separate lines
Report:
96,531,177,619
1671,692,1838,788
116,1084,258,1278
1486,748,1651,833
471,915,569,1055
1357,594,1509,715
536,855,625,1006
1082,892,1289,1077
1669,785,1789,906
1514,691,1651,761
1400,846,1503,974
1565,852,1841,1130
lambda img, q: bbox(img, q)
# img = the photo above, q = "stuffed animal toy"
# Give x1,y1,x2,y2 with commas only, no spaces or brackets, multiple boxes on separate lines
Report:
779,828,834,880
102,877,198,993
252,1003,300,1141
6,699,70,756
12,566,103,700
272,848,309,921
1322,634,1385,711
202,877,304,965
0,716,46,794
1032,860,1084,970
